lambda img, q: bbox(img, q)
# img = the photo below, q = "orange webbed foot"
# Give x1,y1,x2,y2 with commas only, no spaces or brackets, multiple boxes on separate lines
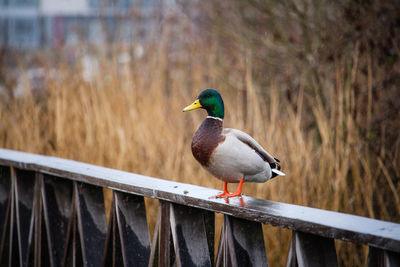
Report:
211,191,242,198
209,182,230,199
209,178,245,199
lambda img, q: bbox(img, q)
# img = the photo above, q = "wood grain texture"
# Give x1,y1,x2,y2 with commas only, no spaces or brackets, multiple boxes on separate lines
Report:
224,215,268,267
170,203,212,267
294,231,338,267
74,182,107,267
41,174,73,267
0,149,399,253
114,192,150,267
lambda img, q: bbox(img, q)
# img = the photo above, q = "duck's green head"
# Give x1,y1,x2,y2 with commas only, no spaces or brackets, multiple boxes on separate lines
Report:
183,89,224,119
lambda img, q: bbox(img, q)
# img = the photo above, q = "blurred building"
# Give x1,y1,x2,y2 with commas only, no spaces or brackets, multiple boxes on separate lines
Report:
0,0,157,49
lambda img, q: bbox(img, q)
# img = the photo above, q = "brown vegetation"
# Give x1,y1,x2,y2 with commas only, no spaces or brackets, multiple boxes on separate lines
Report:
1,0,399,265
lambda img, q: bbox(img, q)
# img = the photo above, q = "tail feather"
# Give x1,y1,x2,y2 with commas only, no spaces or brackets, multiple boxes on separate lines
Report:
272,169,286,177
269,160,285,178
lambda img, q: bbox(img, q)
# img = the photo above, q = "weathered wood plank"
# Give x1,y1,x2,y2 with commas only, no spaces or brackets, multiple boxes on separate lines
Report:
148,209,161,267
33,173,42,267
0,149,400,253
367,246,385,267
286,232,297,267
41,174,73,267
384,250,400,267
102,193,125,267
170,203,212,267
9,168,20,267
293,231,338,267
63,203,83,267
204,211,215,266
215,222,228,267
115,192,151,267
158,200,173,267
367,247,400,267
14,169,36,267
224,215,268,267
101,192,115,267
39,205,51,267
74,182,107,267
112,211,124,267
31,172,51,267
0,166,11,265
219,217,232,267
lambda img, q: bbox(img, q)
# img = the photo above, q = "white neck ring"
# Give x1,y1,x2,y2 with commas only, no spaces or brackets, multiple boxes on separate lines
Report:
207,116,223,121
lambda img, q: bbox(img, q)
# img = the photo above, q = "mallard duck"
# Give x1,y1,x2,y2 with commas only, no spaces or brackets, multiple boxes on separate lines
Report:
183,89,285,198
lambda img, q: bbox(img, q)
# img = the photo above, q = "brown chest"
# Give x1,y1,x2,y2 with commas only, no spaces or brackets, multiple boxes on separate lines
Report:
191,118,225,166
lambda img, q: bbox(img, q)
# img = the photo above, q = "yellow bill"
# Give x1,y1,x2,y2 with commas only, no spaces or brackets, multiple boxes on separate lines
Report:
182,99,202,112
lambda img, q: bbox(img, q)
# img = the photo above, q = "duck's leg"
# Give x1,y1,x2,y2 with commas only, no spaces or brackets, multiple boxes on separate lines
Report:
225,177,244,197
211,182,230,198
211,178,245,198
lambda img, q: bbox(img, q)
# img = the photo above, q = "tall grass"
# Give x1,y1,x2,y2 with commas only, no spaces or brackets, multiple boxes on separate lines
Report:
1,11,399,266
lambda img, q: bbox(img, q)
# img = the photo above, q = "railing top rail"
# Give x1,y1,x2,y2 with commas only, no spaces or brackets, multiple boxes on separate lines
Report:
0,148,399,252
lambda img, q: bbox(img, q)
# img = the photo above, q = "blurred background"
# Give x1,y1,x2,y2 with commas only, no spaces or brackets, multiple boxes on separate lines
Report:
0,0,399,265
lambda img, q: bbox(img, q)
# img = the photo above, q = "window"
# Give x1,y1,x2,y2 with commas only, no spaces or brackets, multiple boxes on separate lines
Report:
8,0,38,7
8,17,39,49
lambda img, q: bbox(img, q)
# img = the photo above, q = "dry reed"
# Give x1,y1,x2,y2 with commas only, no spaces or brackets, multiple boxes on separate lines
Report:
1,25,399,267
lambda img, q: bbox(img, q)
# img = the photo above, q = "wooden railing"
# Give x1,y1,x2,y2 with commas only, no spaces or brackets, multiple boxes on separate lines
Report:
0,148,399,267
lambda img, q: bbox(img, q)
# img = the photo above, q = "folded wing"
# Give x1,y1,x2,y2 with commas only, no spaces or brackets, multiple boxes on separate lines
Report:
224,128,285,176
